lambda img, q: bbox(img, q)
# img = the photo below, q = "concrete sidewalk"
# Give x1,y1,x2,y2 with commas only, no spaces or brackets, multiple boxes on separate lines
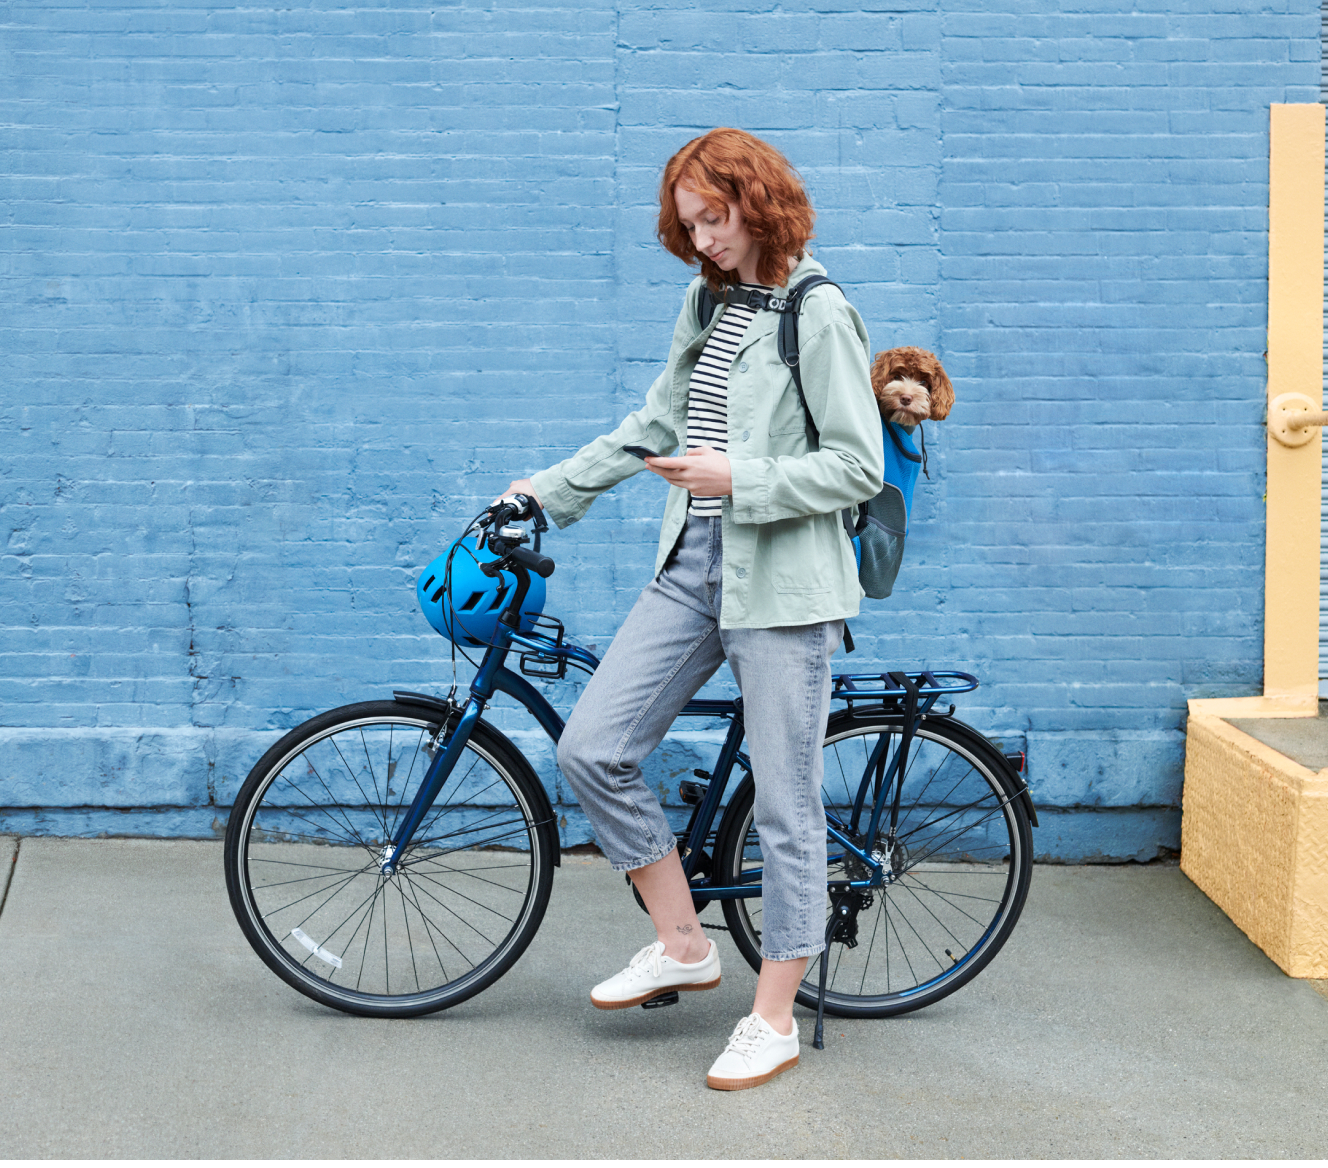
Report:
0,837,1325,1159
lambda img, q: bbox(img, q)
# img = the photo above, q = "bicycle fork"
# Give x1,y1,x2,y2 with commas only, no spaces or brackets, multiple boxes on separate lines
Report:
379,693,484,876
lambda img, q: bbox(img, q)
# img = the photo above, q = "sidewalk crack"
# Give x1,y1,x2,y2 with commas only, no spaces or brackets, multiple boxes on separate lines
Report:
0,838,20,922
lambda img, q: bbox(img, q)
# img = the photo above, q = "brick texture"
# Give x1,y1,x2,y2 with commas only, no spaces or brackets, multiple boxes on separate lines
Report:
0,0,1318,857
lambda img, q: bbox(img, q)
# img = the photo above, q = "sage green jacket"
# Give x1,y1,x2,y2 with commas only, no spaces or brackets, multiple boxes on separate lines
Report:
530,255,885,629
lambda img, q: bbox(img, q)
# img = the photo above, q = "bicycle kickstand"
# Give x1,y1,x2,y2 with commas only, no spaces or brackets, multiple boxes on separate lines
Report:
812,937,832,1050
807,902,839,1051
813,882,856,1050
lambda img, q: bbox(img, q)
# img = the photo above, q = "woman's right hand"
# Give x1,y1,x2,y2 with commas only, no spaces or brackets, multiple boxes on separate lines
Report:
493,479,542,509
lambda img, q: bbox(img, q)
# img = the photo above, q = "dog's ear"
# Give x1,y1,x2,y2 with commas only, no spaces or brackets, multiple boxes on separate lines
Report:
927,354,954,421
868,350,893,416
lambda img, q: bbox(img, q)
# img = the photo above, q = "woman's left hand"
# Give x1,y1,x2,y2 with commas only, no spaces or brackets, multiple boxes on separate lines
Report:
643,446,733,497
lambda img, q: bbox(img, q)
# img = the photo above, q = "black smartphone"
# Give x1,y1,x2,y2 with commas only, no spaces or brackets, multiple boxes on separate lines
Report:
622,444,663,460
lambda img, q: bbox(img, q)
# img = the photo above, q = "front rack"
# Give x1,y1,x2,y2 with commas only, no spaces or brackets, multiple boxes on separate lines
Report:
511,617,601,680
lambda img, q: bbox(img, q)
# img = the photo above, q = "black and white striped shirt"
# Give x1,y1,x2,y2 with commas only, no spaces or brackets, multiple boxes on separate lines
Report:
686,284,770,517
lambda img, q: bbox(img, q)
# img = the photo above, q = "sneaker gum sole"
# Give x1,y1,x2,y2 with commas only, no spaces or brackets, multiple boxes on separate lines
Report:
706,1053,799,1091
590,975,721,1011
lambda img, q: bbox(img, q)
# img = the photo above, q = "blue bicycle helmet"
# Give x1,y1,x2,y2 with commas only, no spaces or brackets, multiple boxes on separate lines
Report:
417,536,546,648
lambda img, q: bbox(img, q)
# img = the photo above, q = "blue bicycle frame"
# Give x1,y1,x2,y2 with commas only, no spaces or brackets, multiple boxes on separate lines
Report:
380,598,979,902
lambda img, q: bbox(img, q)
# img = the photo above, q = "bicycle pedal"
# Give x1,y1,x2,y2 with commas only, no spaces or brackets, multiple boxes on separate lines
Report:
641,991,680,1010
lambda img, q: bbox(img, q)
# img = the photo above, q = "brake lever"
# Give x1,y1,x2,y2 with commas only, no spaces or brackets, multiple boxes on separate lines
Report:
478,500,518,549
526,498,549,552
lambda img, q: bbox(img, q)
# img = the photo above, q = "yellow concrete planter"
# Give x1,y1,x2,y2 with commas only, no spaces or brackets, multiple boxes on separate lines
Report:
1181,702,1328,978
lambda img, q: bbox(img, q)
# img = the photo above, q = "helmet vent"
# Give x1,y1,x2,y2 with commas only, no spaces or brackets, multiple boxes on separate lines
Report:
489,584,510,610
459,590,487,612
422,573,436,593
429,585,446,604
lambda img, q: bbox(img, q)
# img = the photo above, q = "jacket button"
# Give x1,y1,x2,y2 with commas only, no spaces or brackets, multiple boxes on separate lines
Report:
735,567,747,579
738,361,748,373
742,430,750,441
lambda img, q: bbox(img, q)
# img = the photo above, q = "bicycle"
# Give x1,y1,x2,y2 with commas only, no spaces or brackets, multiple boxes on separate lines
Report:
223,498,1036,1045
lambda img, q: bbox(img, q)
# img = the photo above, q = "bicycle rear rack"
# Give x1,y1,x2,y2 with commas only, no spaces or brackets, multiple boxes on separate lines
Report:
831,670,977,717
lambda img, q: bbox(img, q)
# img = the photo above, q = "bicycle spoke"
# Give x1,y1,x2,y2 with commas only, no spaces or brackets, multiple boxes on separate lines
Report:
393,877,419,992
272,767,379,856
406,858,530,897
409,812,536,856
895,877,973,951
857,901,883,996
258,865,367,913
405,864,523,924
325,732,382,832
883,900,919,985
400,869,501,949
384,728,429,841
398,869,455,980
397,869,481,968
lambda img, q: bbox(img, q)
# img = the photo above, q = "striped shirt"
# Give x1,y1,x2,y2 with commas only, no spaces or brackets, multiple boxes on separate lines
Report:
685,284,770,517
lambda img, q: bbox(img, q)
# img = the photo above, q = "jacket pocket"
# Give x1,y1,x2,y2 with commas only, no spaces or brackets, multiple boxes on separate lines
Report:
764,515,835,595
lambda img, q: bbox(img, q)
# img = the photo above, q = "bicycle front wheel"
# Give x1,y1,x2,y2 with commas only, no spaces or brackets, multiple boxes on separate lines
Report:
223,699,557,1017
715,711,1033,1018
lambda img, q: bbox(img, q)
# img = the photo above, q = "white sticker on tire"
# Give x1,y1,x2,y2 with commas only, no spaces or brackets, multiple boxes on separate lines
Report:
290,927,343,970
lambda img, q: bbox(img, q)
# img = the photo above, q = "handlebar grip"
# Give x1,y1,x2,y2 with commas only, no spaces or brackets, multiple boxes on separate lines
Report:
510,546,555,578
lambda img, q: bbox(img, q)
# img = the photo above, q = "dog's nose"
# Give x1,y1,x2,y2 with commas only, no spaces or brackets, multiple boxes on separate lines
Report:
900,396,912,406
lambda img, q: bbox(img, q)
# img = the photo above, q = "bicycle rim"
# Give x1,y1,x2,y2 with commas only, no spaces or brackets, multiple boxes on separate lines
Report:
719,714,1032,1018
224,701,554,1017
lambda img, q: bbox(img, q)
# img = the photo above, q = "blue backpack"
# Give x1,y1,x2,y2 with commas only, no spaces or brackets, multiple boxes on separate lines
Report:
697,275,924,601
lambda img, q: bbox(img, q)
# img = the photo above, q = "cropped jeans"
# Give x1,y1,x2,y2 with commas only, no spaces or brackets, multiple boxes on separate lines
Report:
556,515,841,961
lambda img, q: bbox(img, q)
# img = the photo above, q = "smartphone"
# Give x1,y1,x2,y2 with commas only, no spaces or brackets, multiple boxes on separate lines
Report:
622,444,663,460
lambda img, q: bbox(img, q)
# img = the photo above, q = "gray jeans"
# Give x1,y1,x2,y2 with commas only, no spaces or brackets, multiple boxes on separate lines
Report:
557,515,841,961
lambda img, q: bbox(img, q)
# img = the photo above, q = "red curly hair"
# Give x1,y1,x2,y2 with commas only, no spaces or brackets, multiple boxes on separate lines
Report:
657,128,815,291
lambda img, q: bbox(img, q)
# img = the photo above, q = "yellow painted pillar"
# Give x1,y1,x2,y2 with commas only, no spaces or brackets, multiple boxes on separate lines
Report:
1264,103,1325,707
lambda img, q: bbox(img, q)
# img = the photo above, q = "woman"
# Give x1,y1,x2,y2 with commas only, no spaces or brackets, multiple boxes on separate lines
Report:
499,127,884,1090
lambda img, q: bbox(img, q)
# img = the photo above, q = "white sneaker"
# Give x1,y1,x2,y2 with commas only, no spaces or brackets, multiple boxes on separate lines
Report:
706,1012,800,1091
590,938,721,1010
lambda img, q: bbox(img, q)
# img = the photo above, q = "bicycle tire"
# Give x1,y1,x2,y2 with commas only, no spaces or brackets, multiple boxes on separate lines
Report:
223,699,557,1018
714,710,1033,1018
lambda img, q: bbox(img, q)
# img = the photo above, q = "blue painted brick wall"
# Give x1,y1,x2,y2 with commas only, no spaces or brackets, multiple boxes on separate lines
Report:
0,0,1319,858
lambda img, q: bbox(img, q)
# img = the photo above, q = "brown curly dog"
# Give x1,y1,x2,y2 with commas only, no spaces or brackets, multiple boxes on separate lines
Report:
869,346,954,425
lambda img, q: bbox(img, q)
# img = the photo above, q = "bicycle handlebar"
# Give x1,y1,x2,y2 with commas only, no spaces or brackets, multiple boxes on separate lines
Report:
482,544,555,579
510,545,555,578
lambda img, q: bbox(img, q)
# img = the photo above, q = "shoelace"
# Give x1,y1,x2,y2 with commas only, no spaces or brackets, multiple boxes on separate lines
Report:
721,1013,767,1058
625,941,664,981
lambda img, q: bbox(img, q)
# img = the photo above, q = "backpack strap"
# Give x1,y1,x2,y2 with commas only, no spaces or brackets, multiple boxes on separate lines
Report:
776,275,840,441
696,282,804,331
697,283,719,331
695,274,866,539
772,276,866,539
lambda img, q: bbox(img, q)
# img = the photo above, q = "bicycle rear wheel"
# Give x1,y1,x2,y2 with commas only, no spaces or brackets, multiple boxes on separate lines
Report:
223,699,557,1017
715,711,1033,1018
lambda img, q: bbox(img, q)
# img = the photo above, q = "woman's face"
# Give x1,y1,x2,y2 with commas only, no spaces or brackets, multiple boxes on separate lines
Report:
674,183,760,282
